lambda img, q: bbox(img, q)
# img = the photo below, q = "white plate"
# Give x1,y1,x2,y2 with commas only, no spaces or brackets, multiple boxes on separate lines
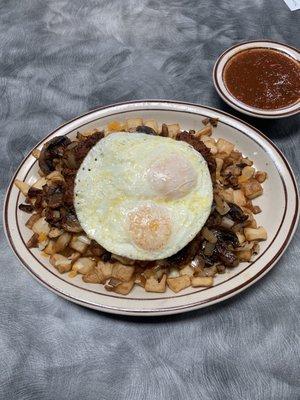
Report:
4,101,299,316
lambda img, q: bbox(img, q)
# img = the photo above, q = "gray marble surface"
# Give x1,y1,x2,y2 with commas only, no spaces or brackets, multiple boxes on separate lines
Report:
0,1,299,399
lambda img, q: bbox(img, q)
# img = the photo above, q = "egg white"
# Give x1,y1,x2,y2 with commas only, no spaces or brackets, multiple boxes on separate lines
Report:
75,132,213,260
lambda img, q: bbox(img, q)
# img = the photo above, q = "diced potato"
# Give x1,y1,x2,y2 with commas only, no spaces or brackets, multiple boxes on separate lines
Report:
144,119,158,133
32,149,41,159
246,213,257,228
145,274,167,293
80,128,100,137
238,166,255,184
38,236,49,251
215,158,223,180
221,188,234,203
68,270,78,278
232,189,246,207
166,123,180,138
191,276,213,287
114,280,135,295
236,232,246,245
125,118,143,131
195,125,212,138
203,138,217,155
112,263,135,282
54,232,72,253
32,217,50,235
82,271,101,284
48,227,64,238
96,262,113,281
69,235,89,253
237,250,252,262
167,275,190,293
255,171,267,183
50,254,72,273
252,205,261,214
73,257,96,274
244,227,267,241
217,138,234,155
14,180,30,196
25,213,41,229
106,121,125,133
32,177,47,190
179,265,194,277
44,240,57,255
241,179,263,199
27,233,38,248
67,252,81,263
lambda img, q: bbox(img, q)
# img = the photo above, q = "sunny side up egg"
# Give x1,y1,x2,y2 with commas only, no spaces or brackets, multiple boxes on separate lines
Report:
75,132,213,260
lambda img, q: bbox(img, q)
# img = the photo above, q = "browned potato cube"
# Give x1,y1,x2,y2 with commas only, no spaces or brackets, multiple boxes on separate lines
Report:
44,240,56,255
125,118,143,131
145,274,167,293
167,123,180,138
25,213,41,229
14,179,30,196
48,227,64,239
195,125,212,138
244,227,267,241
216,138,234,155
73,257,96,274
69,235,90,253
232,189,246,207
112,263,135,282
237,250,252,262
32,217,50,236
55,232,72,253
255,171,267,183
191,276,213,287
32,177,47,190
179,265,194,277
50,254,72,273
26,233,39,248
201,137,218,155
114,280,135,295
31,149,41,159
95,262,113,281
167,275,190,293
82,271,102,284
241,179,263,199
221,188,234,203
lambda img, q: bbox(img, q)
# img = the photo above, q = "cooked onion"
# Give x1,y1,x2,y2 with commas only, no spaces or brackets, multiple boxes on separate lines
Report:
204,241,216,256
202,227,217,243
221,217,235,229
215,194,230,215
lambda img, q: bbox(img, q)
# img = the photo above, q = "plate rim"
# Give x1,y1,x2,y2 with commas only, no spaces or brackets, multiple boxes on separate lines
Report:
3,100,299,316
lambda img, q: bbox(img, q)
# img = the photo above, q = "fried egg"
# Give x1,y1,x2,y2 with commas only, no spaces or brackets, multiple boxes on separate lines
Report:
75,132,213,260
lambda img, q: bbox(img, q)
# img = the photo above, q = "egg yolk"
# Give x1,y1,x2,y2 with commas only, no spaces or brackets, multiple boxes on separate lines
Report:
147,154,198,200
128,205,172,251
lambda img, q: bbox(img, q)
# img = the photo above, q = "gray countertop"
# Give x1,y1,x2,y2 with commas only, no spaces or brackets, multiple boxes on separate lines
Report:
0,1,299,399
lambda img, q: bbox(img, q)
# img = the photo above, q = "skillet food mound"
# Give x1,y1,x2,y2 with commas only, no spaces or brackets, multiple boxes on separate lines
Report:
15,117,267,295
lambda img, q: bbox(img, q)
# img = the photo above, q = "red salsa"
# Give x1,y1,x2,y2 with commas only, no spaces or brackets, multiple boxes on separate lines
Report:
224,48,300,110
